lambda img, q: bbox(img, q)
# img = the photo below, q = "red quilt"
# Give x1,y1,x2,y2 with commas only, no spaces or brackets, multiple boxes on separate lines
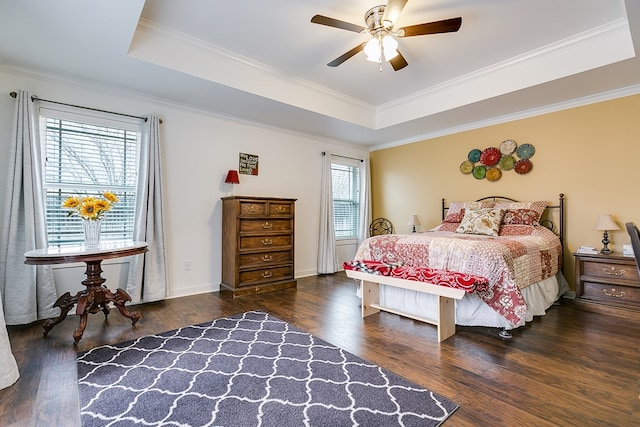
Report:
343,260,488,293
353,226,562,326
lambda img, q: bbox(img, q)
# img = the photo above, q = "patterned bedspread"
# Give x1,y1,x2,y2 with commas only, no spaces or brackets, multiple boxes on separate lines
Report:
353,225,562,326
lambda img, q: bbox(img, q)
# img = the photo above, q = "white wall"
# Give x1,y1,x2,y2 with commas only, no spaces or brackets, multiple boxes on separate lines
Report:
0,67,369,299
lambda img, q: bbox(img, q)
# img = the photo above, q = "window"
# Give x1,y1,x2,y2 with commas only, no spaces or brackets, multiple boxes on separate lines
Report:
40,106,141,246
331,159,360,239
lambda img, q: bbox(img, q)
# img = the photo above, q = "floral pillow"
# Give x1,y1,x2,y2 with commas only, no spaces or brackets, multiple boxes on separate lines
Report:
456,208,505,236
502,209,541,226
494,201,547,224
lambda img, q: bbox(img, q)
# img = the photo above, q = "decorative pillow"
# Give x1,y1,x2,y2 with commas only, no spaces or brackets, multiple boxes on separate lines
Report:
502,209,541,226
494,201,547,224
456,208,505,236
443,209,466,223
447,201,495,215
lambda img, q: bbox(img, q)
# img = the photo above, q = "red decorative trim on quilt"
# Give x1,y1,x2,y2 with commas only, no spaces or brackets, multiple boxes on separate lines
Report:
343,260,489,293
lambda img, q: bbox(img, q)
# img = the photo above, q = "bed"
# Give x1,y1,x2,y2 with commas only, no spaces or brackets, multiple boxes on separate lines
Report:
351,194,569,333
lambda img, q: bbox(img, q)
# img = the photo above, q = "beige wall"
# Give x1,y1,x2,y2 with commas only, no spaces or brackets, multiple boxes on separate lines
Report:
370,94,640,289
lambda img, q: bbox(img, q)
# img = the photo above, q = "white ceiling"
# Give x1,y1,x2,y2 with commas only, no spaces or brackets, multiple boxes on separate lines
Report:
1,0,640,148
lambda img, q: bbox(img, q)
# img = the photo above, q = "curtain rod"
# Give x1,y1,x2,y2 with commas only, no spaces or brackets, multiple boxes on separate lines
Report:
9,91,163,124
321,151,364,162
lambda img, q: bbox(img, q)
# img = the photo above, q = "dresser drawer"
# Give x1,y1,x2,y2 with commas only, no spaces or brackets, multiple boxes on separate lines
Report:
239,201,266,216
239,250,292,268
238,266,293,287
239,234,292,250
582,281,640,307
240,219,292,233
583,261,640,282
268,202,293,216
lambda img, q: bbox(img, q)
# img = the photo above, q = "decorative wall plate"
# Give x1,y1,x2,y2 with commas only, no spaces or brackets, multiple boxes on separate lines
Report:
468,149,481,163
514,159,533,174
516,143,535,159
480,147,501,166
472,165,487,179
498,155,515,170
486,167,502,181
459,160,474,174
499,139,517,155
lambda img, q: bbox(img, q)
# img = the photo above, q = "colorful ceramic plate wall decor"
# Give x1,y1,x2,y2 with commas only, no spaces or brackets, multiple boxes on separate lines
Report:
468,149,481,163
480,147,501,166
514,159,533,174
516,143,535,159
472,165,487,179
486,167,502,181
499,139,517,155
498,155,515,170
460,160,474,174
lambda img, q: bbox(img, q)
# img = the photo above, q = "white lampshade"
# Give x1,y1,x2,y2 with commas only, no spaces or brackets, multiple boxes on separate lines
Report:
364,38,381,62
594,215,620,231
382,35,398,60
408,215,421,226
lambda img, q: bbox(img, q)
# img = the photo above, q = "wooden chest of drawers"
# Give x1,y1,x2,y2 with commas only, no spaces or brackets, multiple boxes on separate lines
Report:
573,252,640,321
221,196,297,298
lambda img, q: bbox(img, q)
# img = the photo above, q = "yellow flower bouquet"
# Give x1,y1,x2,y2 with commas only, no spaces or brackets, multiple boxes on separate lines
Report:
62,191,119,220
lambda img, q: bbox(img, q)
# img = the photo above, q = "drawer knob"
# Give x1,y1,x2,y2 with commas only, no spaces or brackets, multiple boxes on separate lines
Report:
247,205,259,213
276,206,286,213
262,255,272,262
602,267,625,276
262,271,272,278
262,222,273,229
261,238,273,245
602,288,625,298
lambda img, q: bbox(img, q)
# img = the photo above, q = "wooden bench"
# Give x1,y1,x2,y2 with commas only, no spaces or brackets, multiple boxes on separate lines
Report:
345,269,466,342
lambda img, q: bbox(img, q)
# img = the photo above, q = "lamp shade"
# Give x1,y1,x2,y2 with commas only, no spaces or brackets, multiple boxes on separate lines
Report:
408,215,421,226
224,170,240,184
594,215,619,231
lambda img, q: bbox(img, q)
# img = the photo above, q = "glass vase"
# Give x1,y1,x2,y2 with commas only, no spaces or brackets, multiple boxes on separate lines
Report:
82,219,102,247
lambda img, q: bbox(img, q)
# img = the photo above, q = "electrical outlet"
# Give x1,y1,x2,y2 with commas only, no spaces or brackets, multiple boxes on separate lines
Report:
184,261,192,271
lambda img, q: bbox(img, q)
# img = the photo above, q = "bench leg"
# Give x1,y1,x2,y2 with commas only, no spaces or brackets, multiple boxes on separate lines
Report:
438,296,456,342
361,280,380,317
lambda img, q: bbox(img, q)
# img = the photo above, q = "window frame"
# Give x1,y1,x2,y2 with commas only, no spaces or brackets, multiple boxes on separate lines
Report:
331,158,361,241
38,104,142,247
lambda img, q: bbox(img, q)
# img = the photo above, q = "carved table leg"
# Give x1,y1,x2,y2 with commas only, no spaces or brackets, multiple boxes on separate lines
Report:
42,291,80,336
109,288,142,325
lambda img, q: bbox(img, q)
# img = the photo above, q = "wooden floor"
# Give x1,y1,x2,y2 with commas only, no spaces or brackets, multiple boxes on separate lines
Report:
1,272,639,426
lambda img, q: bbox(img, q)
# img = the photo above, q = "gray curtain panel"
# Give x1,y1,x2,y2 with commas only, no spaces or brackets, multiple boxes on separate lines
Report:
317,152,338,274
0,90,57,325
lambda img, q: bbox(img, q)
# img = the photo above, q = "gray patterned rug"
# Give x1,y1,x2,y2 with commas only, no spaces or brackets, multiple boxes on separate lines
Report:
77,311,458,426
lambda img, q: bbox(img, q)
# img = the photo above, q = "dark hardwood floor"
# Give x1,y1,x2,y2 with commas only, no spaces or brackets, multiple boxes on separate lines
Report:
1,272,639,426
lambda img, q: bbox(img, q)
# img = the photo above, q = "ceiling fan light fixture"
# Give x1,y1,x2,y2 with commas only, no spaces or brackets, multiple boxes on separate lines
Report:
364,37,381,62
382,34,399,60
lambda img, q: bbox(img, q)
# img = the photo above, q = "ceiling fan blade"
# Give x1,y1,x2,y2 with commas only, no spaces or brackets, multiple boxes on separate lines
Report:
389,50,408,71
397,17,462,37
311,15,365,33
328,44,365,67
382,0,408,26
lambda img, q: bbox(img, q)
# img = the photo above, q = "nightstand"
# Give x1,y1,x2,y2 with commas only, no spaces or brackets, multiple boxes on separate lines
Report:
573,252,640,321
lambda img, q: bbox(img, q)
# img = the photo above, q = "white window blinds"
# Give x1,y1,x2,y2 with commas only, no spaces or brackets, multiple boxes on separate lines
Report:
40,107,141,246
331,159,360,239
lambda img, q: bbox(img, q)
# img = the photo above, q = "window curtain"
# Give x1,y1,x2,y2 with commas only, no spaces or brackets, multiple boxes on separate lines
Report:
0,90,57,325
317,152,338,274
126,115,168,303
358,157,372,244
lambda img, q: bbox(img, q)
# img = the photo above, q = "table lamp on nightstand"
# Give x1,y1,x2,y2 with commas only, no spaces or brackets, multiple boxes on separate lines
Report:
408,214,421,233
594,214,620,254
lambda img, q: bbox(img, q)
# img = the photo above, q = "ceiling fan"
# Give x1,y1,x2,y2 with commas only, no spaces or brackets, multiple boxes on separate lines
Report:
311,0,462,71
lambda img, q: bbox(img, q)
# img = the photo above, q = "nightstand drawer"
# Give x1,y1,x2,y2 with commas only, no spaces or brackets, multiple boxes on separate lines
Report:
582,281,640,307
583,261,640,282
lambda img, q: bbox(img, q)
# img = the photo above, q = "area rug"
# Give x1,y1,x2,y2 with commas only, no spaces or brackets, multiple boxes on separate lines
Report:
77,311,458,426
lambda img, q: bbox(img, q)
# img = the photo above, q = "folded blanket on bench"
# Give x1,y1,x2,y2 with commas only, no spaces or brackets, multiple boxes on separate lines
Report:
343,260,489,293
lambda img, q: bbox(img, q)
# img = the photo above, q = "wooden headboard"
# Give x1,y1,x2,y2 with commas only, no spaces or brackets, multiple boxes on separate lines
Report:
441,193,565,251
